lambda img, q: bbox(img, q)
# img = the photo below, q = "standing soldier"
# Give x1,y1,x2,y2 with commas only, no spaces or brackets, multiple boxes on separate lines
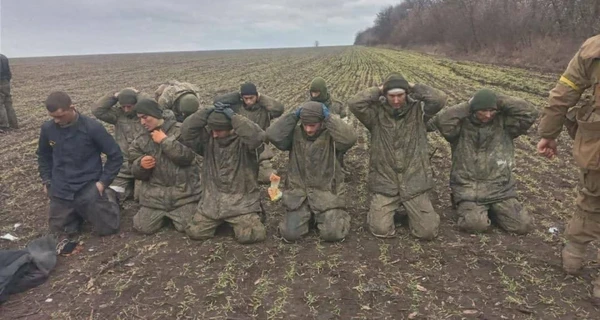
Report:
37,92,122,243
182,103,267,244
432,89,537,234
308,77,347,118
129,99,201,234
537,34,600,304
348,73,447,240
155,80,201,122
0,53,18,132
214,82,284,184
266,101,357,242
92,88,146,201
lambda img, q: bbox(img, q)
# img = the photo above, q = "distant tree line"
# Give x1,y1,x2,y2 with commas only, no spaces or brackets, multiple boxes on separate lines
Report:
355,0,600,67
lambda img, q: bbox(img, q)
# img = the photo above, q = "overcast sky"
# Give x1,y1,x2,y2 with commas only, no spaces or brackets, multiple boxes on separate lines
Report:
0,0,392,57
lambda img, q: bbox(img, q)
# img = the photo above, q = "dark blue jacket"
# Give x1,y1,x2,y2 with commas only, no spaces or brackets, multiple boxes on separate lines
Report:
36,114,123,200
0,54,10,81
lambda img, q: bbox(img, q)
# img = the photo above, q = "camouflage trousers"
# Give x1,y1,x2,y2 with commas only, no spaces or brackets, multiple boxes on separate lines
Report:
0,80,18,129
109,176,135,202
186,211,266,244
456,198,531,234
49,182,120,237
133,202,195,235
258,159,275,184
562,169,600,298
279,202,350,242
368,192,439,240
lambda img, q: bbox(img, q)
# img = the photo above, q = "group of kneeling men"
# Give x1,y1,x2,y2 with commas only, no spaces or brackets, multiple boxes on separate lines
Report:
36,74,538,244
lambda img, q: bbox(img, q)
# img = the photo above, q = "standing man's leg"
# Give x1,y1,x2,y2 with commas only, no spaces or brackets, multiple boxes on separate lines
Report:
0,80,17,129
402,193,440,240
563,169,600,303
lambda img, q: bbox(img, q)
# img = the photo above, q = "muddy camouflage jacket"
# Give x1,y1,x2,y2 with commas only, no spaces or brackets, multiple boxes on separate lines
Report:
432,95,537,204
129,119,201,211
267,112,357,212
157,81,200,121
348,84,447,200
92,93,148,178
214,92,284,130
181,109,266,219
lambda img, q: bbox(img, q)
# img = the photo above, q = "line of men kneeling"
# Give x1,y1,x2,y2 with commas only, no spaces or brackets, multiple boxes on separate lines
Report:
36,73,539,245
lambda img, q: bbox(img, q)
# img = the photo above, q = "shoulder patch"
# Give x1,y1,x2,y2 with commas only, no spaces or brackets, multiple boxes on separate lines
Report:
580,34,600,60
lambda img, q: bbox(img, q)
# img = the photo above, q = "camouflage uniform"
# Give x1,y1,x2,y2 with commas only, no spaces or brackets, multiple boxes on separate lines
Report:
156,80,200,122
129,119,201,234
266,111,357,241
538,35,600,301
182,107,267,244
214,91,284,183
432,93,538,234
92,93,147,200
348,84,447,240
0,53,17,130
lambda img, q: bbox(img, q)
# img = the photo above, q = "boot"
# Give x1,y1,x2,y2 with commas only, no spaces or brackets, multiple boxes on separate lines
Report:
562,242,587,275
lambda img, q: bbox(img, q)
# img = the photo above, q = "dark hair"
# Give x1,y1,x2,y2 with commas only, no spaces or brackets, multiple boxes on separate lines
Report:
45,91,72,112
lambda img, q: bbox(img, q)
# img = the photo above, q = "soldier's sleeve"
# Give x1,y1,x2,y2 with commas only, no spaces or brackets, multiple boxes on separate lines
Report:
412,83,448,122
181,107,212,156
266,112,297,151
497,94,539,139
259,94,285,119
348,87,381,130
129,137,152,181
160,130,197,167
91,93,119,125
430,102,470,142
539,38,598,139
90,120,123,187
36,124,53,185
232,114,266,150
325,114,357,152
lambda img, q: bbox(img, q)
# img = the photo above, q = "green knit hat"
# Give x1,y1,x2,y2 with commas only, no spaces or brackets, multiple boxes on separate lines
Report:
118,89,137,106
382,73,410,94
178,93,200,116
309,77,329,103
134,98,163,119
469,89,498,112
207,112,233,131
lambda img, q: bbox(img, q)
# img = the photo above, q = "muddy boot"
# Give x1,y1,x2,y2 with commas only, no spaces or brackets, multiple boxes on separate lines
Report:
562,242,587,275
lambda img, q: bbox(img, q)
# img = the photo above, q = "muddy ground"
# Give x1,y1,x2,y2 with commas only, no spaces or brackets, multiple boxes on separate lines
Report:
0,46,597,319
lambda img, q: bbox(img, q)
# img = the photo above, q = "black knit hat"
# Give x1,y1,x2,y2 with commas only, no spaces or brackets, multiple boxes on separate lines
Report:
240,82,258,96
134,98,163,119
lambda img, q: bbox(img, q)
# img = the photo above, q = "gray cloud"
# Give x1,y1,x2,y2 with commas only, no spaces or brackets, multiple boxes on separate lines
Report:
0,0,392,57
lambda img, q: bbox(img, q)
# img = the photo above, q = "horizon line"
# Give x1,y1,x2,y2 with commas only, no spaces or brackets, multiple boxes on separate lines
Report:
9,44,353,59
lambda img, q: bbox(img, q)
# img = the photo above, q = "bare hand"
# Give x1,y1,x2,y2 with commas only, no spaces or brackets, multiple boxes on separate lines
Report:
151,129,167,143
43,184,48,196
537,138,558,159
96,181,105,196
141,156,156,169
378,85,384,93
408,82,415,88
